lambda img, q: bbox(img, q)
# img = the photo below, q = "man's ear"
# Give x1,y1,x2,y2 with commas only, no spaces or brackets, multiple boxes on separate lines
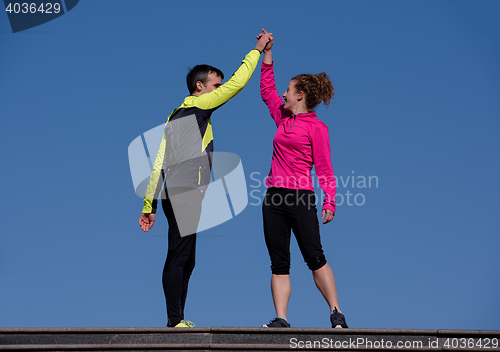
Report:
196,80,204,92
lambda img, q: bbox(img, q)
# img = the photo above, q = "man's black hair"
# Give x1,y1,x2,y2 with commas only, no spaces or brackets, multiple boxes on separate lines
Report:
186,65,224,95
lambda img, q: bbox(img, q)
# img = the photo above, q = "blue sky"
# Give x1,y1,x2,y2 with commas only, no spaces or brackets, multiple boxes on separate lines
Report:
1,0,499,330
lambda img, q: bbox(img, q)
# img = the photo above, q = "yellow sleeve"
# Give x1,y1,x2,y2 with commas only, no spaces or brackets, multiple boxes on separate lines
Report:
194,49,261,110
142,130,168,213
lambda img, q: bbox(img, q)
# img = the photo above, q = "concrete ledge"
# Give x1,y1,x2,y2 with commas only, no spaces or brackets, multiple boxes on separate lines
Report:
0,327,499,351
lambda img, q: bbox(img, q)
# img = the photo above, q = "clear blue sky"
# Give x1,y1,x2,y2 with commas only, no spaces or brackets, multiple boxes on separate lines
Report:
1,0,499,330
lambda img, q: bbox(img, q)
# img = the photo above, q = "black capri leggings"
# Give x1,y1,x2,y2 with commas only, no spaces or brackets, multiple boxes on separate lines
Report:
262,187,327,275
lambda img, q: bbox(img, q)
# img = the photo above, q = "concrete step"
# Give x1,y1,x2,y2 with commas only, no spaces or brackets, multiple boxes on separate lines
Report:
0,327,499,351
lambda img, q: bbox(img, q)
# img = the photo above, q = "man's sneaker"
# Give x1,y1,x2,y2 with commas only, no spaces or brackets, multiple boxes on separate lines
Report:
262,317,291,328
330,308,348,328
174,320,195,328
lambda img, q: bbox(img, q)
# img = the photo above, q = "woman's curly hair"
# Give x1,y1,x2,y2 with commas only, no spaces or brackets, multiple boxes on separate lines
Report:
292,72,334,111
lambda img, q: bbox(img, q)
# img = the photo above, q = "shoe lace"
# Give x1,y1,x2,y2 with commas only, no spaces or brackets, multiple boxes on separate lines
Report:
331,309,340,318
183,320,195,327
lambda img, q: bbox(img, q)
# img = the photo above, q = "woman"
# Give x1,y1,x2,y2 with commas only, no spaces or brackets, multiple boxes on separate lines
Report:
257,29,348,328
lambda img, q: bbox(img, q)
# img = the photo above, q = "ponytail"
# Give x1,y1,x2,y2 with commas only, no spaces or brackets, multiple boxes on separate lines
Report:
292,72,334,110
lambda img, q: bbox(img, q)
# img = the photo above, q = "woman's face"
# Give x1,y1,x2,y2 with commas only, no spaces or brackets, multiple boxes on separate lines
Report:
282,80,302,112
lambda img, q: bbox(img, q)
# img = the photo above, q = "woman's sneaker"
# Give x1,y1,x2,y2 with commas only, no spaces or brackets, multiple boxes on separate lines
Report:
262,317,291,328
330,308,348,328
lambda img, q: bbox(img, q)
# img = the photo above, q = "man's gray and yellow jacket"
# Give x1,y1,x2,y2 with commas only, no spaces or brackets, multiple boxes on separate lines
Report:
142,49,261,214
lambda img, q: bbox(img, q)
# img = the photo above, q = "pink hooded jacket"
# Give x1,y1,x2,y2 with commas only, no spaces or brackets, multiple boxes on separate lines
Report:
261,62,336,213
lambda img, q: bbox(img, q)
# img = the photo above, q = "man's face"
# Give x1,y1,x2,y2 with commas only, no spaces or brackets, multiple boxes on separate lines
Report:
199,72,222,95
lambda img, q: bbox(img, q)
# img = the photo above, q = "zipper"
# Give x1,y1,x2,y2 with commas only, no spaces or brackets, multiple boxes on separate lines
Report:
198,166,202,185
288,114,297,132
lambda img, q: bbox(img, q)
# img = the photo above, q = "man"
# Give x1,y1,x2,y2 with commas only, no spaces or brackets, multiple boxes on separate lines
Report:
138,32,273,327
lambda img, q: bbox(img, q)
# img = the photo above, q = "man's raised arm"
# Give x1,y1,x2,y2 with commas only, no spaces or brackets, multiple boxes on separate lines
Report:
194,32,273,110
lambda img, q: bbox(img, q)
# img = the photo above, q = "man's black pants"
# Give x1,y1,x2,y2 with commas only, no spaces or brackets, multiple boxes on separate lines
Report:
161,187,204,327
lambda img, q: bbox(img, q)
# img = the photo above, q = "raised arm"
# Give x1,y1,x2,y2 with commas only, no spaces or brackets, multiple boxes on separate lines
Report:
261,60,289,126
194,33,272,110
257,28,273,65
258,30,289,126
